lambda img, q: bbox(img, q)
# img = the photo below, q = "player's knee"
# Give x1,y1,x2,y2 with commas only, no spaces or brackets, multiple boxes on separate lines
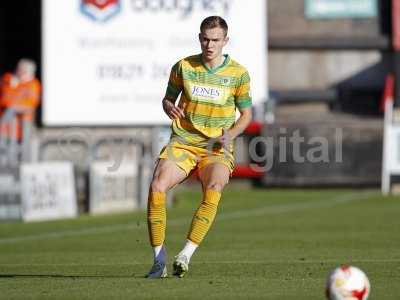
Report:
150,178,169,193
205,181,226,192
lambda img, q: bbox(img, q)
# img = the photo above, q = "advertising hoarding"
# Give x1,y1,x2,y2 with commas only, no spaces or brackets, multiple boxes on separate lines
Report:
43,0,267,125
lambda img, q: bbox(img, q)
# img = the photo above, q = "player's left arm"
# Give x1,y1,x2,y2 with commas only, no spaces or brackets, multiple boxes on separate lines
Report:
227,107,252,139
229,69,253,139
219,107,252,147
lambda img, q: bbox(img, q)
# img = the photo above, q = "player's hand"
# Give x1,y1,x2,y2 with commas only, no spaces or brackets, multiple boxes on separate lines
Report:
163,99,185,120
218,129,232,149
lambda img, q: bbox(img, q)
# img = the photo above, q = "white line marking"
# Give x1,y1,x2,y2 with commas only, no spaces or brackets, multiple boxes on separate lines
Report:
0,191,376,245
217,191,375,221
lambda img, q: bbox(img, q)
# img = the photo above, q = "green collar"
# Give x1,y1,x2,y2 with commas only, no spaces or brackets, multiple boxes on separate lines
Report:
200,54,230,73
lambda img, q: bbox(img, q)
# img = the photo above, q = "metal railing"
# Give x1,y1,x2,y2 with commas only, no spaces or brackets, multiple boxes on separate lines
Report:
0,108,34,168
38,134,152,210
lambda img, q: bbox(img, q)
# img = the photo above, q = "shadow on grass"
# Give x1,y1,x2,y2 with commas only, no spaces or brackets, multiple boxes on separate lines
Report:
0,274,147,279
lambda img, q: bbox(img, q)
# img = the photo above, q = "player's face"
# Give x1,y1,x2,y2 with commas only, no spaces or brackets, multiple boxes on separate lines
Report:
199,27,228,63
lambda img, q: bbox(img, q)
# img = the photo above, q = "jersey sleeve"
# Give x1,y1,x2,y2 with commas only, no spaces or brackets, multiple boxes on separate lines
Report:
234,71,252,110
164,60,183,101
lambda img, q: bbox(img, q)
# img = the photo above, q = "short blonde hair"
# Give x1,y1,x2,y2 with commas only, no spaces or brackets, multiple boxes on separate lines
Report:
200,16,228,37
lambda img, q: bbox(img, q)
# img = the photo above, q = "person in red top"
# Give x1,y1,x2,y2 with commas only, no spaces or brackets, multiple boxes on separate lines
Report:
0,59,41,162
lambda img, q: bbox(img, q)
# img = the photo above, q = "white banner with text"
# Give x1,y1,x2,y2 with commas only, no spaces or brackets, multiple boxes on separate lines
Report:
42,0,267,125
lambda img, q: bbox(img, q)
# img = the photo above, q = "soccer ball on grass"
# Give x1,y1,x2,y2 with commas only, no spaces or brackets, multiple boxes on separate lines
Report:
326,265,370,300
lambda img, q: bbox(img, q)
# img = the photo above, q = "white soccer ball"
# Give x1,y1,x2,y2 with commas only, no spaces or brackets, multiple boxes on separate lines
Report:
326,265,370,300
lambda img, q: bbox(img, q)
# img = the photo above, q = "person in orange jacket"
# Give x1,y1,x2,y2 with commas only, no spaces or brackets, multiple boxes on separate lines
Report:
0,58,41,142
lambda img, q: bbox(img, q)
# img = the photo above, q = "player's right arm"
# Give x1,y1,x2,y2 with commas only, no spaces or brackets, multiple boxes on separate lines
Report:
162,98,185,120
163,61,185,120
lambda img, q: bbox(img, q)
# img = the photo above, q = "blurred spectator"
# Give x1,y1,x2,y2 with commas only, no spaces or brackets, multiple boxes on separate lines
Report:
0,58,41,162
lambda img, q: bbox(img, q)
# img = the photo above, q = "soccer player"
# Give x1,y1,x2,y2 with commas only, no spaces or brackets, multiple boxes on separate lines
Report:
146,15,252,278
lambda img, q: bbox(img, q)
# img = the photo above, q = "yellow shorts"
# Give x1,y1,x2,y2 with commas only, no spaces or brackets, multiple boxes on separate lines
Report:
159,142,234,176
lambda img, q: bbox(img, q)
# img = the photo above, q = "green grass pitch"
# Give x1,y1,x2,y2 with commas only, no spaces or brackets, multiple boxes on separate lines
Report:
0,186,399,299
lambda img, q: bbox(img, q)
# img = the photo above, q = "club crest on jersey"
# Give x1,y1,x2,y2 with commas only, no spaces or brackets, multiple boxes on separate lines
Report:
220,77,231,86
80,0,121,22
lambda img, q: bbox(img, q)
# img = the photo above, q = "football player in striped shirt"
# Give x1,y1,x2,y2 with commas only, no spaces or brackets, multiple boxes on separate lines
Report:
146,15,252,278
